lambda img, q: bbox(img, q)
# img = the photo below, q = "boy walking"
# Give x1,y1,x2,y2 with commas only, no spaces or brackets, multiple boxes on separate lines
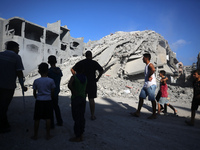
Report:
157,70,177,114
131,53,157,119
185,69,200,126
68,64,87,142
48,55,63,128
32,63,55,140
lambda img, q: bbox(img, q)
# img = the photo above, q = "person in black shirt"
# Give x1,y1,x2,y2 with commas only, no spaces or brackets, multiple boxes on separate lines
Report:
185,69,200,126
0,41,27,133
71,51,104,120
48,55,63,128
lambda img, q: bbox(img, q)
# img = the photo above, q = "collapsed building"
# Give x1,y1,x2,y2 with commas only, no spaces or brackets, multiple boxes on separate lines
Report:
85,31,179,83
0,17,182,84
0,17,193,101
0,17,84,75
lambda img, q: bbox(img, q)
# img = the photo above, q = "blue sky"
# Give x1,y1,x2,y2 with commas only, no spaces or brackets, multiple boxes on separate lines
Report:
0,0,199,66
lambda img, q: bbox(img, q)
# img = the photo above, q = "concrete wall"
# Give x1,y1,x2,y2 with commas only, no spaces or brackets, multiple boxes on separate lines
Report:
0,17,84,75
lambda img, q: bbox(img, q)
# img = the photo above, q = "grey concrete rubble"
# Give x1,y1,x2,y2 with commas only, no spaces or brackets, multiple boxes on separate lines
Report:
0,17,180,79
85,31,179,82
1,17,195,103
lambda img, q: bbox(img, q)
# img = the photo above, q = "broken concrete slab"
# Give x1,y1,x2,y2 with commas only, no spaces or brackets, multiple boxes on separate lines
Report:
85,30,179,82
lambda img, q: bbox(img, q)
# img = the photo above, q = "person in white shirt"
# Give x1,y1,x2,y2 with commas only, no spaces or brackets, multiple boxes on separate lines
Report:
32,63,55,140
131,53,157,119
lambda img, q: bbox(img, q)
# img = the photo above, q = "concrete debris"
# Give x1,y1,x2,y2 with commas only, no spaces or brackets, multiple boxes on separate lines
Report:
1,17,193,103
96,75,193,104
85,31,178,81
23,64,193,105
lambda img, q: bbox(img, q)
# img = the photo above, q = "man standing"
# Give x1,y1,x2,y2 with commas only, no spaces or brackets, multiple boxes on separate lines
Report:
131,53,157,119
71,51,104,120
0,41,26,133
185,69,200,126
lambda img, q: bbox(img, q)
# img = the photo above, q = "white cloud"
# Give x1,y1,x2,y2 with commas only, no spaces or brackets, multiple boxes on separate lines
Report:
170,39,188,51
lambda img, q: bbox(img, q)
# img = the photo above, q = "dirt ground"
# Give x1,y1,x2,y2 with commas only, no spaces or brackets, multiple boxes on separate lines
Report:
0,89,200,150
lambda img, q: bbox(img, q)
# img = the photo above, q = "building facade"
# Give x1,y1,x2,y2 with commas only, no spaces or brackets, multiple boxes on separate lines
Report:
0,17,84,75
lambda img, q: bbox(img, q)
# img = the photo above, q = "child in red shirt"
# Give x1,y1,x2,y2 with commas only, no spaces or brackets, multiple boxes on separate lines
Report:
157,70,177,115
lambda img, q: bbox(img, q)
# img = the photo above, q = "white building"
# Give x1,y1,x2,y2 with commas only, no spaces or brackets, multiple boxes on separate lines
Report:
0,17,85,75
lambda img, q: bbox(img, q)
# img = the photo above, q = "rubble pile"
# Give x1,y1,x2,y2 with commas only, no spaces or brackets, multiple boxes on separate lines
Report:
24,69,192,104
97,75,142,98
97,75,193,103
24,30,193,103
85,30,178,78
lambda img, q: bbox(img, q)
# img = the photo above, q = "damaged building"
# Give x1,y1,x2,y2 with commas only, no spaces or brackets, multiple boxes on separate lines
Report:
0,17,84,75
85,31,179,83
0,17,181,84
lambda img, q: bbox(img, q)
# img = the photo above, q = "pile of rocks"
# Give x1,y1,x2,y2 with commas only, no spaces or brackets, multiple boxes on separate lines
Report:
23,30,193,104
85,30,178,78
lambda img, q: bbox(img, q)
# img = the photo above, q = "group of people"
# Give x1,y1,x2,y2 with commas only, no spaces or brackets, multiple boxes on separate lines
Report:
130,53,177,119
130,53,200,129
0,41,200,142
32,50,103,141
31,56,64,140
0,42,104,142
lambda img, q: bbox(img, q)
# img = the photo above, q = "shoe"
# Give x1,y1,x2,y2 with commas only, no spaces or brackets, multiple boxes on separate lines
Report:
174,110,178,115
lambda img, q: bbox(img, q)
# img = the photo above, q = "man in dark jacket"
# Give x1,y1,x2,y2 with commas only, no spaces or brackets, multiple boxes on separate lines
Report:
71,51,104,120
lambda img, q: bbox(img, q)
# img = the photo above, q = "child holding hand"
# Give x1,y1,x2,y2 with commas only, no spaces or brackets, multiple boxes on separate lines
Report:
157,70,177,115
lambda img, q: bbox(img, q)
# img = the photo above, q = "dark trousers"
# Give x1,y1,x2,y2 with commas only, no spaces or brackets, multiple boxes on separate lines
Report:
0,88,15,130
71,96,86,137
51,95,63,126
